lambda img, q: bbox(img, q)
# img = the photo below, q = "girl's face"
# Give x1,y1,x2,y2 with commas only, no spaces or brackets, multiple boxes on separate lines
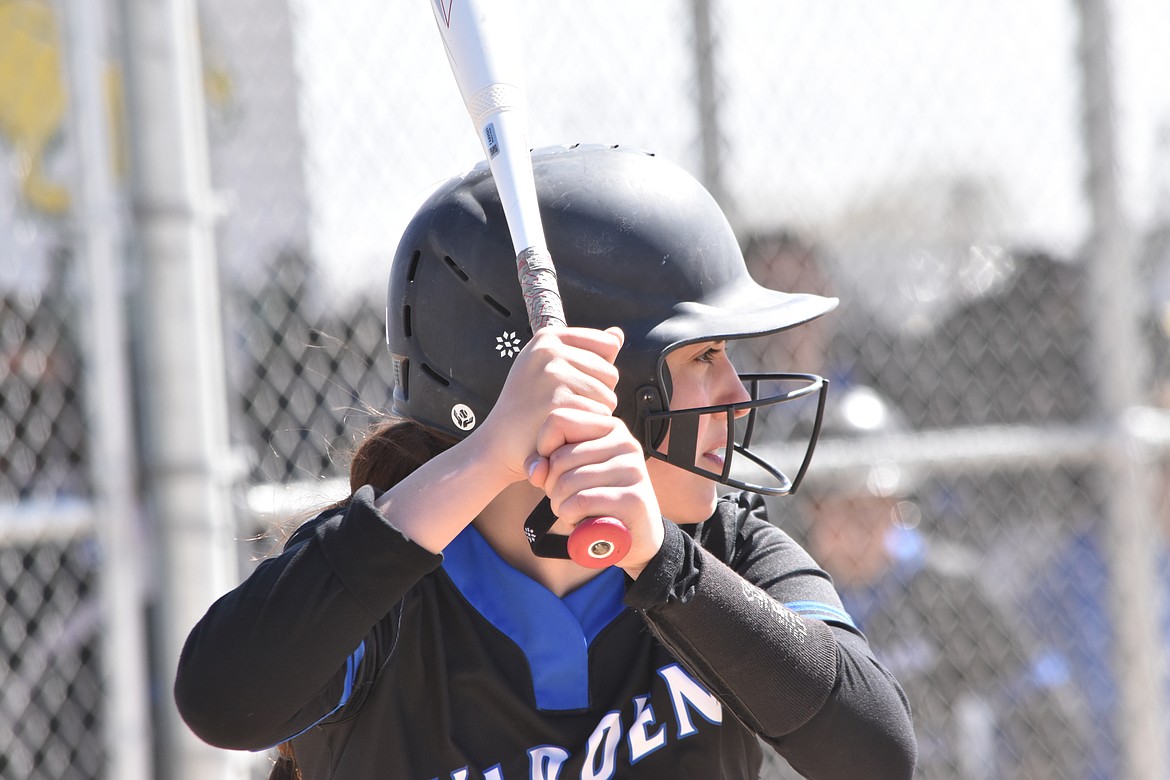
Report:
646,340,752,525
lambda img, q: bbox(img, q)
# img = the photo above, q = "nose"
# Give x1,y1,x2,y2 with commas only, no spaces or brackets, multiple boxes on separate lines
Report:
716,357,752,417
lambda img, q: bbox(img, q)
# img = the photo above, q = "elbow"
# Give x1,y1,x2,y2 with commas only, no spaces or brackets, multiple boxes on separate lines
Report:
795,653,918,779
174,639,280,751
885,719,918,780
872,686,918,780
821,711,917,780
836,635,918,779
174,663,262,751
861,674,917,780
771,687,917,780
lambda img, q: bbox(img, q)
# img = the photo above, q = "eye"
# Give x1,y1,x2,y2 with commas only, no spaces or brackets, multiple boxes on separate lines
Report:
696,345,726,364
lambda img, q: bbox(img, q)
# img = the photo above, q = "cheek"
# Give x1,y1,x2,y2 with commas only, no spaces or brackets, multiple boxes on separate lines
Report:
647,457,718,524
655,408,714,463
666,375,708,413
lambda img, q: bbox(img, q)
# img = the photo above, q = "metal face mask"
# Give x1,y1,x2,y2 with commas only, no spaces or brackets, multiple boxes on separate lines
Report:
636,365,830,497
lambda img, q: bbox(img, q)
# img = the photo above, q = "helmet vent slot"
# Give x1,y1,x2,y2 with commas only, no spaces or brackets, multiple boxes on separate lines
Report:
420,363,451,387
442,256,469,281
483,295,511,318
407,250,422,281
392,357,408,399
402,305,413,337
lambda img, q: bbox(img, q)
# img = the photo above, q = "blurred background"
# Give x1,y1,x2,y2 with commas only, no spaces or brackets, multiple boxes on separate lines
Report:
2,0,1168,778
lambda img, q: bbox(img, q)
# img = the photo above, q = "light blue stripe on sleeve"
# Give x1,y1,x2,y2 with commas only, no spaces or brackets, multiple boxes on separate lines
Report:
785,600,857,629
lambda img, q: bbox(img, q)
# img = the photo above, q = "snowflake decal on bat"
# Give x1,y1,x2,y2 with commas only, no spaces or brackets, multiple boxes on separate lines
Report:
496,331,523,359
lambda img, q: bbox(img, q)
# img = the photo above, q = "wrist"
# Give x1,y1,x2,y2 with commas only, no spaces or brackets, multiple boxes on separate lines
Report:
461,425,529,490
372,430,520,554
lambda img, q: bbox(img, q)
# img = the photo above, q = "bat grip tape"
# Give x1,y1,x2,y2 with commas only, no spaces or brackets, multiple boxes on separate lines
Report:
517,247,566,330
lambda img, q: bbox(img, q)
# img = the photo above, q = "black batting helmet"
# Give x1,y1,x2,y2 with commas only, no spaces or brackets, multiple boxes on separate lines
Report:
387,143,837,495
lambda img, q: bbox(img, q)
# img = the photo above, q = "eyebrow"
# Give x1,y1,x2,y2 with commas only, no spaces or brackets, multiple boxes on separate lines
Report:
671,340,727,362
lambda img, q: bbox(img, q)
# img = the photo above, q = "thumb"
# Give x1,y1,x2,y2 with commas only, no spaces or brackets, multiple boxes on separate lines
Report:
525,454,550,489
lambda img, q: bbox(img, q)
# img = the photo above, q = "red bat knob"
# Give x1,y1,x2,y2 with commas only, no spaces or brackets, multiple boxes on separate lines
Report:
567,517,632,568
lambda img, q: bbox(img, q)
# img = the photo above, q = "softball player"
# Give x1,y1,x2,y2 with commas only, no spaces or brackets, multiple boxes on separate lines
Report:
175,145,916,779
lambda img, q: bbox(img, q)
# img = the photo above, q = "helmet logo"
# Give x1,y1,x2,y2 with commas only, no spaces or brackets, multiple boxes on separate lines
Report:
451,404,477,431
495,330,523,359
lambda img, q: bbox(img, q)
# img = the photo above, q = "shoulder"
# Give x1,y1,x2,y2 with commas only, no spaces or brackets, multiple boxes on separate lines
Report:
282,486,384,551
696,491,819,571
283,504,348,551
693,491,767,547
711,490,771,527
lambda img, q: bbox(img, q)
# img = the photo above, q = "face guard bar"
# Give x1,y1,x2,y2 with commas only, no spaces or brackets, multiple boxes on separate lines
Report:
639,373,829,496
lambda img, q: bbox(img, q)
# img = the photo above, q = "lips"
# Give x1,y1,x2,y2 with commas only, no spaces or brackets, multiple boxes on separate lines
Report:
702,447,727,470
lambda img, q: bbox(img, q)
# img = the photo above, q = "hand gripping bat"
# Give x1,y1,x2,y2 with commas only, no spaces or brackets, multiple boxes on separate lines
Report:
429,0,632,568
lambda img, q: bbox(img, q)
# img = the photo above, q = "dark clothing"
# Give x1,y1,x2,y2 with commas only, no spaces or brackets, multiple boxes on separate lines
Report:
839,529,1089,780
1028,526,1169,780
176,488,914,779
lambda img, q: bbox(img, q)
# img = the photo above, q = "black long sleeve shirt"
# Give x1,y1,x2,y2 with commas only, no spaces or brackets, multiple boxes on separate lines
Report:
176,488,915,779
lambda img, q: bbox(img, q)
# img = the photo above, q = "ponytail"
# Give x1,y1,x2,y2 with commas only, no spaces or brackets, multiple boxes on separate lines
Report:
269,741,301,780
269,418,454,778
346,417,456,495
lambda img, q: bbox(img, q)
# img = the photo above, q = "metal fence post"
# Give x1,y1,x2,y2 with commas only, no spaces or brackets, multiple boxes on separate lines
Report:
689,0,732,224
1075,0,1168,777
114,0,246,777
54,1,152,777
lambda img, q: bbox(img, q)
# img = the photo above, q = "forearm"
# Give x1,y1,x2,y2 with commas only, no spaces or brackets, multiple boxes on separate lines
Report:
373,425,516,553
175,487,442,749
776,629,917,780
625,521,916,779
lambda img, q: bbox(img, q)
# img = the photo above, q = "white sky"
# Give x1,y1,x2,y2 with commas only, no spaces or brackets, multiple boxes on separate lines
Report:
287,0,1170,299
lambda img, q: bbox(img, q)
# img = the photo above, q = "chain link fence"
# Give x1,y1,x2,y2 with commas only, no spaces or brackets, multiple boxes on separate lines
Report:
3,0,1170,777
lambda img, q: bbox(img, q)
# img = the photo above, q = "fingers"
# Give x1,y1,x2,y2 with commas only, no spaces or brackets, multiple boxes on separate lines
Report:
513,327,664,572
554,325,624,366
533,406,619,458
533,411,645,519
528,328,622,410
525,404,666,573
479,326,625,483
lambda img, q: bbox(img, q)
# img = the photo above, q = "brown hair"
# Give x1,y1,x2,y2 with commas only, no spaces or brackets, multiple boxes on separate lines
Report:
345,416,456,494
269,742,301,780
269,418,455,779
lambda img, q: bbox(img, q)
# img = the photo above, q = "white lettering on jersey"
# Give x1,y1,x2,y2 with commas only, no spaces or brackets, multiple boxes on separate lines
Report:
436,663,720,779
527,746,568,780
581,711,621,780
657,663,723,738
627,695,667,763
